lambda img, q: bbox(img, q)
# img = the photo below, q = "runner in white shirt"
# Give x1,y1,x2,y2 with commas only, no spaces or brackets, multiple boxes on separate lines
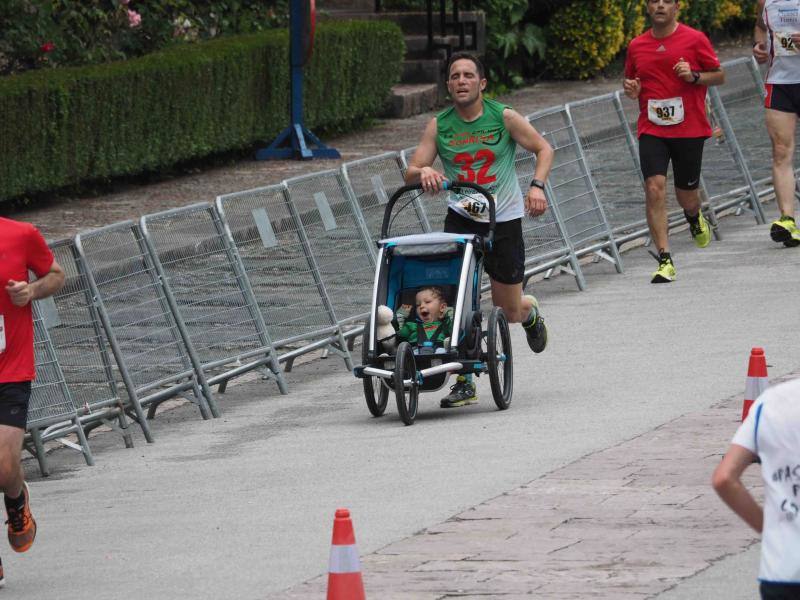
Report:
713,377,800,599
754,0,800,247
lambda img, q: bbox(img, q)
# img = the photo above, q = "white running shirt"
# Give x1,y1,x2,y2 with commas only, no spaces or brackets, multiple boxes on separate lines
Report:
732,377,800,584
763,0,800,84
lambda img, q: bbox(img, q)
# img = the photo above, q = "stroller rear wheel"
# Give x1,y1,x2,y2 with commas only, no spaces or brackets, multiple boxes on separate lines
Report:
394,341,419,425
362,317,389,417
486,307,513,410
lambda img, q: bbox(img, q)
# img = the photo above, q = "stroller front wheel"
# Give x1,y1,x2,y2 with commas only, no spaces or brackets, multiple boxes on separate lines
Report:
362,317,389,417
394,341,419,425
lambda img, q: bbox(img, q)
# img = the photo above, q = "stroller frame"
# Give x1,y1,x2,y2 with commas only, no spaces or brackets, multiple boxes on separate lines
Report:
354,182,514,425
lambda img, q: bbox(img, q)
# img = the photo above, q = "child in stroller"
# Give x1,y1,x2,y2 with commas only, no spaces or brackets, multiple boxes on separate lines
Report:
396,286,453,348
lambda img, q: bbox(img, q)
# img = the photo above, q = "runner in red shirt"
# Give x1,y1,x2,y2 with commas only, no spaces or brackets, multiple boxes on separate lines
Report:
624,0,725,283
0,217,65,581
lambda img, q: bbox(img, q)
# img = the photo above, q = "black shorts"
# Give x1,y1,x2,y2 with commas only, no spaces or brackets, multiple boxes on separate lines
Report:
638,134,706,190
760,581,800,600
0,382,31,430
444,209,525,285
765,83,800,116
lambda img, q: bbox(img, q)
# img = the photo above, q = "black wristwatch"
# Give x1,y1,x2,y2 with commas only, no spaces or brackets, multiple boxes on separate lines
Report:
530,178,545,190
691,70,701,84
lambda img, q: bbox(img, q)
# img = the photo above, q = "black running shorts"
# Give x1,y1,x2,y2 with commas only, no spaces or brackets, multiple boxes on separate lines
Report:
444,209,525,285
638,134,706,190
765,83,800,116
0,382,31,430
759,581,800,600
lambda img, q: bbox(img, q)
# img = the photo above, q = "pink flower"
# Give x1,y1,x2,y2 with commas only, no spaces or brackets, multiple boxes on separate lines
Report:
40,41,55,53
119,0,130,4
127,9,142,28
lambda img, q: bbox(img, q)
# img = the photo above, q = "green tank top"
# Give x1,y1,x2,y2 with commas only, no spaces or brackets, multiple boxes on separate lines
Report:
435,97,523,223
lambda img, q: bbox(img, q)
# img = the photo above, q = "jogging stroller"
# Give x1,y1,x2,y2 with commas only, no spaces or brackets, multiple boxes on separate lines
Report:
353,181,513,425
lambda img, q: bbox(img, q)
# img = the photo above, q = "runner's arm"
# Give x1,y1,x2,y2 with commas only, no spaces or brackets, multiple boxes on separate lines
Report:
504,109,552,217
711,443,763,533
695,67,725,87
5,260,65,307
404,118,447,192
504,109,553,182
753,1,769,62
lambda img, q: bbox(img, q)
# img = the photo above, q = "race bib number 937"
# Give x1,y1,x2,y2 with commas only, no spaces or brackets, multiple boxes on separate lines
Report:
648,97,685,126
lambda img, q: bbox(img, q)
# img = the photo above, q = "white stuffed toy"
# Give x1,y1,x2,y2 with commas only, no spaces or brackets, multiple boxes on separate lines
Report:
375,305,397,354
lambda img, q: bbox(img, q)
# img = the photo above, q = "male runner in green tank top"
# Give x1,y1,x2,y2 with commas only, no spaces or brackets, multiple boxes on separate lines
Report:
405,52,554,408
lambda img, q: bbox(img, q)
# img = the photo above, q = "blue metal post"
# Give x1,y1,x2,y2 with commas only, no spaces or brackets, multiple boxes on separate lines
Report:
257,0,340,161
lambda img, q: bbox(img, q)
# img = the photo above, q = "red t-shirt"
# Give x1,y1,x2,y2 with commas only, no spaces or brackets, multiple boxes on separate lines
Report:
624,24,721,139
0,218,55,383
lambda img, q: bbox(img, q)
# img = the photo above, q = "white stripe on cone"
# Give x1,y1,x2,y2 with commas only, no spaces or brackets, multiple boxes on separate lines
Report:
329,544,361,574
745,376,768,401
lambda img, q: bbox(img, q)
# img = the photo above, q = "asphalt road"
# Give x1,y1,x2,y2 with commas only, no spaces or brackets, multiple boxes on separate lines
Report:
6,206,797,599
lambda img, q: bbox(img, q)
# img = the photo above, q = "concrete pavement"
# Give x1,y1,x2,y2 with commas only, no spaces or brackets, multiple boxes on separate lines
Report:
5,204,797,599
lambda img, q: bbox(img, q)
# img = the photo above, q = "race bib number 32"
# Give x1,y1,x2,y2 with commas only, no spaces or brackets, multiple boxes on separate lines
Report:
648,97,685,126
0,315,5,354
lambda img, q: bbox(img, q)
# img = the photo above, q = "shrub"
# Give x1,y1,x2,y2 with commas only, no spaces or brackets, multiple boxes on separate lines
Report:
677,0,755,32
620,0,646,44
483,0,546,91
0,20,405,202
0,0,289,75
546,0,625,79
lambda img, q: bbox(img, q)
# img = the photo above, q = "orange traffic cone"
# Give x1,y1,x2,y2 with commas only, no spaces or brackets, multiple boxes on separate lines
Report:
742,347,769,421
327,509,366,600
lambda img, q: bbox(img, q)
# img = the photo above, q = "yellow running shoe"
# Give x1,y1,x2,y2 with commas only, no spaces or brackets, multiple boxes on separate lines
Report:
689,212,711,248
651,255,676,284
770,216,800,248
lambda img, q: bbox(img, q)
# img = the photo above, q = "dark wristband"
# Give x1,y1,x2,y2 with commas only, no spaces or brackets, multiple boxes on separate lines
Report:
691,70,701,84
530,179,545,190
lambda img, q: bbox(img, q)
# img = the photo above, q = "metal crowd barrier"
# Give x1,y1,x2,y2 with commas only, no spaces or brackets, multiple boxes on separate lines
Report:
284,170,377,329
26,301,94,476
512,142,587,290
527,106,624,274
140,203,288,396
75,222,218,421
46,239,145,445
30,52,786,474
709,57,772,222
342,151,431,241
217,183,355,372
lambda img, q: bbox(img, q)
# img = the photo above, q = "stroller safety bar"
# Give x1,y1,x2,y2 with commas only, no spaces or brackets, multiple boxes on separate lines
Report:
360,362,464,382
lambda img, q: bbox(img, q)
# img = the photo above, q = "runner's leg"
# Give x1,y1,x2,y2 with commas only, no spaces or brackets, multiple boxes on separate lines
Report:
766,108,798,220
489,279,529,324
0,426,24,498
644,175,670,252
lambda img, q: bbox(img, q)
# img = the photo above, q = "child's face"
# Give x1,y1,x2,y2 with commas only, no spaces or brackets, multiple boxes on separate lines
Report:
415,290,446,324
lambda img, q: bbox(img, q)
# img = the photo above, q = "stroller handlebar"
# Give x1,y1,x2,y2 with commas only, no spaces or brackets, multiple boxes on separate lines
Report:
381,181,496,245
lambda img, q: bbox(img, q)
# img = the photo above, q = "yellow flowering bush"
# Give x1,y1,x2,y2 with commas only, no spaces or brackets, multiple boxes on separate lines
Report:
546,0,625,80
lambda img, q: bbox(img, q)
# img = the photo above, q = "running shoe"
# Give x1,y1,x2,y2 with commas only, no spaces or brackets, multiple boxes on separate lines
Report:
440,376,477,408
522,294,548,354
651,255,676,284
689,212,711,248
6,482,36,553
770,216,800,248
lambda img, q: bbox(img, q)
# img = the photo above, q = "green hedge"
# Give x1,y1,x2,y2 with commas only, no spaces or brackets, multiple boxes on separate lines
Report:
0,20,405,202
